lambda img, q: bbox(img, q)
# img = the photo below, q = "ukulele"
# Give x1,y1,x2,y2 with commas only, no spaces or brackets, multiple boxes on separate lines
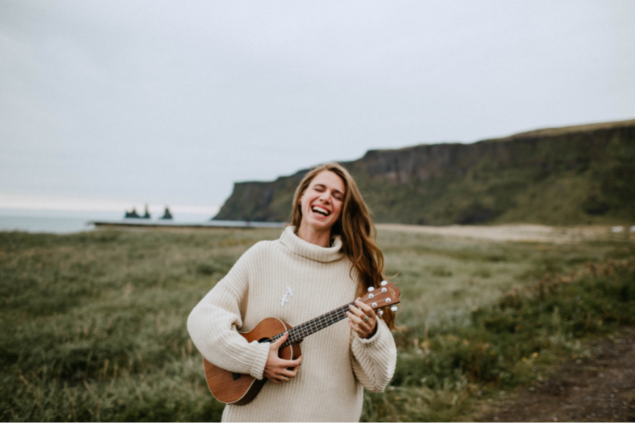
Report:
203,281,401,405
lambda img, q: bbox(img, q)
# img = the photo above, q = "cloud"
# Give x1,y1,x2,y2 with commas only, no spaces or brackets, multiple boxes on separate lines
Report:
0,191,219,215
1,0,634,214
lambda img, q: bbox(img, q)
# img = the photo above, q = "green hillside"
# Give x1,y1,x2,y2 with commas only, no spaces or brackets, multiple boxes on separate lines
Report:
215,119,635,225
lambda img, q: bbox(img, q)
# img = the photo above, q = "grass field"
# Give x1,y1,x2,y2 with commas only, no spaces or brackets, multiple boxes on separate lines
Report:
1,227,633,421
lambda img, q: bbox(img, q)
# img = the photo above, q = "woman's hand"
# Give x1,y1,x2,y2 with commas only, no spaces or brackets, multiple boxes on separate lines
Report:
263,332,302,384
347,299,377,339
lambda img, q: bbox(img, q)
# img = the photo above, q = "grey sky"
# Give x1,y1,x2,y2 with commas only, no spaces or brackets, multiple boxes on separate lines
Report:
1,0,634,215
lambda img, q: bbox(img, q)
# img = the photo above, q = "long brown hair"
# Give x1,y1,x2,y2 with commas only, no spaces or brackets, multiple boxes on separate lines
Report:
289,162,396,330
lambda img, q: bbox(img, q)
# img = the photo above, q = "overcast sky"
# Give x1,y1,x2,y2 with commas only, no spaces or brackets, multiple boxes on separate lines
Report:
1,0,634,216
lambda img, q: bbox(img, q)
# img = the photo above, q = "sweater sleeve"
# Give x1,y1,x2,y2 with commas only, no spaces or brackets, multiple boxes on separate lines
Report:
350,319,397,393
187,247,270,380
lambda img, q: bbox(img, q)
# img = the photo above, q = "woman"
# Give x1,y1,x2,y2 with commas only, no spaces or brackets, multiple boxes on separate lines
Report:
187,162,397,422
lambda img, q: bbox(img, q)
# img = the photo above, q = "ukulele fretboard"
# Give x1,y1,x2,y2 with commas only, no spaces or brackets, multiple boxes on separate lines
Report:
270,302,354,347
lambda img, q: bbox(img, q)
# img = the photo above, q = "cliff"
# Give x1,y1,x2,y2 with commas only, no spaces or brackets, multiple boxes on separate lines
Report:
214,119,635,225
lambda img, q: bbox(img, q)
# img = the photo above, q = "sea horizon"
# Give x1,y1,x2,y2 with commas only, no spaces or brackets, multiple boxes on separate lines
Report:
0,209,218,234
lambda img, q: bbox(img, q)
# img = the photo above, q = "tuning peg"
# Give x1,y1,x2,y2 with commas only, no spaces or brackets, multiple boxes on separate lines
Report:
390,306,398,312
380,280,388,286
367,287,375,292
377,310,383,316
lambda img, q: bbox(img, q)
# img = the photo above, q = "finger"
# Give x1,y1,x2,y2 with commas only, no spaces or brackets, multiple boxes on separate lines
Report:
271,331,288,348
354,301,377,327
347,314,369,334
346,311,366,328
275,371,294,383
279,367,299,378
278,355,302,368
352,303,375,325
348,304,366,319
348,318,368,337
350,317,374,338
355,299,375,315
348,313,372,334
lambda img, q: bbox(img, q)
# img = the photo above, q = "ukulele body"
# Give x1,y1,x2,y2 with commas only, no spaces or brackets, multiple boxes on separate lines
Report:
200,282,400,406
203,317,302,405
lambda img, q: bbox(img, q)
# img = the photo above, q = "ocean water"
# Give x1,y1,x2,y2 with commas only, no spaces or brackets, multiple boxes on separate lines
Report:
0,215,96,234
0,211,217,234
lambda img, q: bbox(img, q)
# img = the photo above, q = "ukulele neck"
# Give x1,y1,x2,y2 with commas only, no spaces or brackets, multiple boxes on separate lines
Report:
271,302,353,348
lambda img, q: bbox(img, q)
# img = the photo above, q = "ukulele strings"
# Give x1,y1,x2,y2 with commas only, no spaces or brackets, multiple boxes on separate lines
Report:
289,303,351,343
270,302,355,347
285,300,393,344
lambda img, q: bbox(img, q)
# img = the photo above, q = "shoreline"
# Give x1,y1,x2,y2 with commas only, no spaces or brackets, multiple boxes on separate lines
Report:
90,219,285,230
376,223,633,243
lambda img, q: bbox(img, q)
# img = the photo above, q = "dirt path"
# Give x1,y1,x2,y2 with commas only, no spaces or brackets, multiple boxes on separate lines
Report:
377,224,630,243
476,327,635,422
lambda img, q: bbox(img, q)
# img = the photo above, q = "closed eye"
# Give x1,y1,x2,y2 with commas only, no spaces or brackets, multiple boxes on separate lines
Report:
312,183,343,200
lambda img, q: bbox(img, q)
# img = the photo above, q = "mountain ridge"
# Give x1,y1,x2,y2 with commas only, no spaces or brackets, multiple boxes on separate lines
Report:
214,119,635,225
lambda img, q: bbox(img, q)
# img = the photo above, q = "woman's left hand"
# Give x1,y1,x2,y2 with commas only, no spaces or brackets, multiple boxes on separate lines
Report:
347,299,377,339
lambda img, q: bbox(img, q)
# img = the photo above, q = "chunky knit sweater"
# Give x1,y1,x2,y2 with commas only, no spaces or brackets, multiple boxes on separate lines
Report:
187,226,397,422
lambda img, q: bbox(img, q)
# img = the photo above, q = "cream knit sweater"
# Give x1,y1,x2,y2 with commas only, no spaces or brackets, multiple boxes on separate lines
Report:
187,227,397,422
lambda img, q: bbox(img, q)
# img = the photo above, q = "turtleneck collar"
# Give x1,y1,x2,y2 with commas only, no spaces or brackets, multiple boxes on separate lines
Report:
279,226,344,263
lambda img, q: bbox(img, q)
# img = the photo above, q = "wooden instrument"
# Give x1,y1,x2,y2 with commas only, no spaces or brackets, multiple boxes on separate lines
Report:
203,281,401,405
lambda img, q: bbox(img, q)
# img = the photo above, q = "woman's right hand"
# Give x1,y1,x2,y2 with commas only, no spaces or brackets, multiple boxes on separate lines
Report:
263,332,302,384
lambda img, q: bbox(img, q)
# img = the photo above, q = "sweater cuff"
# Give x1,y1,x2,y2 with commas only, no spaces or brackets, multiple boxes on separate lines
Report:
354,319,387,346
249,340,271,380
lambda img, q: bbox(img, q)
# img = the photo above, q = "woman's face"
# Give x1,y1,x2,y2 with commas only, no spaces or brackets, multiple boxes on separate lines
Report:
298,170,346,234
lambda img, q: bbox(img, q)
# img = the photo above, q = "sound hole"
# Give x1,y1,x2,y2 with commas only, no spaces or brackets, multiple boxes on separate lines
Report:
232,372,241,380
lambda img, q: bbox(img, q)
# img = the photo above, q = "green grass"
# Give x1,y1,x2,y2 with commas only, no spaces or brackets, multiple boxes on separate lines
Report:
0,229,277,422
0,228,633,421
365,233,635,421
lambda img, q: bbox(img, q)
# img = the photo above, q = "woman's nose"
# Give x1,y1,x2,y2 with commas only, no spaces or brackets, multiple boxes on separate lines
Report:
319,191,331,203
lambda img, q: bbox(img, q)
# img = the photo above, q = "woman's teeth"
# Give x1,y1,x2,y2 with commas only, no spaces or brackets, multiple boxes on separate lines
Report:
312,206,330,216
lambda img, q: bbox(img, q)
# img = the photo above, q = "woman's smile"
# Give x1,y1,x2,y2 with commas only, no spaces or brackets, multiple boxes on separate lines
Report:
299,170,345,234
310,204,331,217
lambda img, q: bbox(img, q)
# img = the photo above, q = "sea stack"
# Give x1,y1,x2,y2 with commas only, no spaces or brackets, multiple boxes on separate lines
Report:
124,208,140,219
161,207,173,220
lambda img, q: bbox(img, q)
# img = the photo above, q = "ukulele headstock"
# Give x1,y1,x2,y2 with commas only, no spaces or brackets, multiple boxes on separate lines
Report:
358,281,401,312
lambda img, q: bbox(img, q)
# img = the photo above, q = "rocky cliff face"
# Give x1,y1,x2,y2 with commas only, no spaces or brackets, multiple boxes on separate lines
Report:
214,119,635,225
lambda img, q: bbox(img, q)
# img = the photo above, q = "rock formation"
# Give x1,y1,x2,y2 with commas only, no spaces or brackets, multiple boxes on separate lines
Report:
214,119,635,225
161,207,173,220
124,208,140,219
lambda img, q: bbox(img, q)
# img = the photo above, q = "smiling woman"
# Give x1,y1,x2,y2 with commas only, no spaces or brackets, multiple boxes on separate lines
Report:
187,162,397,422
295,168,345,247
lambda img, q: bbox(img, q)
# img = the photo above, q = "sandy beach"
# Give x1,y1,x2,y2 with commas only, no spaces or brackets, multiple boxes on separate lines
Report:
377,223,629,243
